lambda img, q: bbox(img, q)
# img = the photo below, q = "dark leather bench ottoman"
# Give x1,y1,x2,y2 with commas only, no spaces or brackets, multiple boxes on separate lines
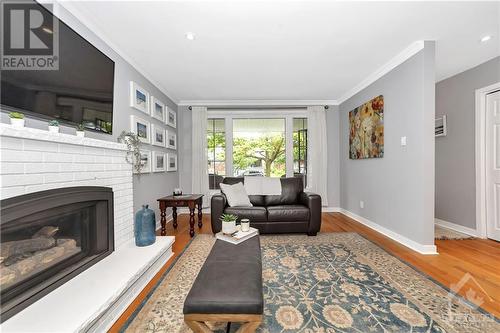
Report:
183,236,263,332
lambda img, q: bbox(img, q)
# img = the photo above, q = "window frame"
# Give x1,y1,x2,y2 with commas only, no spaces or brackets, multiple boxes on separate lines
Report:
207,109,308,179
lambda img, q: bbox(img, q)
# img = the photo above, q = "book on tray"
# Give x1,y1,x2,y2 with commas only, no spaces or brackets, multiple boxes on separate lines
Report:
216,226,258,245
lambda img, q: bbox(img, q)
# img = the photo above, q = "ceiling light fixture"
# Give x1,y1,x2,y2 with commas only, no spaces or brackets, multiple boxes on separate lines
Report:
481,35,491,42
185,32,195,40
42,27,53,34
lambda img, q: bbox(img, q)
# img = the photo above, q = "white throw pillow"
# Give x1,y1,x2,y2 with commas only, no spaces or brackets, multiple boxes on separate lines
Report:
220,182,253,207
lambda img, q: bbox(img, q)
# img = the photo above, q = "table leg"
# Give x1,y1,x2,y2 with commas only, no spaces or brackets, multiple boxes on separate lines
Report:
197,200,203,228
160,202,167,236
172,207,178,229
189,203,195,237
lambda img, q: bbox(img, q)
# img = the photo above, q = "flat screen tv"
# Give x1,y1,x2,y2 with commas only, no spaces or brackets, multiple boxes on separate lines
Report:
1,0,115,134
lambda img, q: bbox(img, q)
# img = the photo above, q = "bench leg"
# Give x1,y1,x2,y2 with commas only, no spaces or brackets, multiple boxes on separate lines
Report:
185,320,212,333
235,321,261,333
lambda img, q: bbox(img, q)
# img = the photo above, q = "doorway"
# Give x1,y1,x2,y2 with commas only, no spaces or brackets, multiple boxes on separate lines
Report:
476,83,500,241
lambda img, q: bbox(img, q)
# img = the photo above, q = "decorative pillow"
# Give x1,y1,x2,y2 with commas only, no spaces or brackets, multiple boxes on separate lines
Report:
220,182,253,207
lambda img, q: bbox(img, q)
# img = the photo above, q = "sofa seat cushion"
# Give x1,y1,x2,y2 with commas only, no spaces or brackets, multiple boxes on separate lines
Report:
267,205,310,222
225,206,267,222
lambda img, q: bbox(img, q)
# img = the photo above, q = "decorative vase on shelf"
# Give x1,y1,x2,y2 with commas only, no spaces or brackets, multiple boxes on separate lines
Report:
135,204,156,247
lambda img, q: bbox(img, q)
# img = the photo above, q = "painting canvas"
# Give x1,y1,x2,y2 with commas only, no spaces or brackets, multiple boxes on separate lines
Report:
130,81,149,114
151,124,165,147
166,153,177,171
167,108,176,128
349,95,384,159
151,96,165,122
167,132,177,150
152,151,166,172
130,115,150,144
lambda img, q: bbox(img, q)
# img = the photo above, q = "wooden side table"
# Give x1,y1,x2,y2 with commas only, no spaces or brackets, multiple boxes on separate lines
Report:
157,194,203,237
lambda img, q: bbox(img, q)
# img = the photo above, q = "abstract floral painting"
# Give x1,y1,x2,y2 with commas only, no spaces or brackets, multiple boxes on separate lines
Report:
349,95,384,159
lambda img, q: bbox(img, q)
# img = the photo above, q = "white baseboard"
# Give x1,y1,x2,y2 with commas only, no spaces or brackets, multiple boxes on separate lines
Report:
434,218,481,238
339,209,438,255
323,207,341,212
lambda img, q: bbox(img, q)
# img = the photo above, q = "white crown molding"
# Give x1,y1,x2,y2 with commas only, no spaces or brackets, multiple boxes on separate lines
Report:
340,208,438,255
337,41,425,105
56,0,180,105
178,99,339,107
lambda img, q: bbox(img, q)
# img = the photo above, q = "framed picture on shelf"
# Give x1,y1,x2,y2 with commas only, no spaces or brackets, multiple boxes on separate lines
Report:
152,151,166,172
130,115,151,144
166,153,177,171
167,108,177,128
150,96,165,122
151,124,166,147
167,131,177,150
134,150,151,174
130,81,150,114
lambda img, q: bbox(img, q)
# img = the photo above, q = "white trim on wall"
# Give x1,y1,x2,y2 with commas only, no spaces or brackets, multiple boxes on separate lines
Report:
179,100,338,107
337,41,425,104
475,82,500,239
340,209,438,255
434,218,480,238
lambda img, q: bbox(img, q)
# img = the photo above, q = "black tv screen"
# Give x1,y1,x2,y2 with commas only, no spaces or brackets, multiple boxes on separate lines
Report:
1,1,115,134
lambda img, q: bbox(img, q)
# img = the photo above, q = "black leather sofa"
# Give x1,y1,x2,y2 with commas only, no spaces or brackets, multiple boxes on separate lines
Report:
211,177,322,235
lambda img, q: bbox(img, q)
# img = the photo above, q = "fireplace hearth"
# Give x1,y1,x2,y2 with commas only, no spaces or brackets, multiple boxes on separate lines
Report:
0,187,114,321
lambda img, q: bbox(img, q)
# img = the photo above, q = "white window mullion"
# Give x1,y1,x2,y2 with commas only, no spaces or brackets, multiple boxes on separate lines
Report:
285,115,294,177
225,115,233,177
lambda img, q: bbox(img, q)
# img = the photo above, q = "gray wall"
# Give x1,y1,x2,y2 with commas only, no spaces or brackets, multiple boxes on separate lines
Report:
338,42,436,246
1,4,179,221
326,105,340,208
435,56,500,229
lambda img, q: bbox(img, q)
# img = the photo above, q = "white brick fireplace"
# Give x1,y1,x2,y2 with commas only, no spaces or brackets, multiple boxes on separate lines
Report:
0,124,174,332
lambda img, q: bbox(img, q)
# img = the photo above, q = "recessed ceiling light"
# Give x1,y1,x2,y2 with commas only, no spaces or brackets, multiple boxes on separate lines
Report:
481,35,491,42
42,27,53,34
185,32,195,40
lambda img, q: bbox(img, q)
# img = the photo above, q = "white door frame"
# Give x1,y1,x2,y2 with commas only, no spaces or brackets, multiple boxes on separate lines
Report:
475,82,500,238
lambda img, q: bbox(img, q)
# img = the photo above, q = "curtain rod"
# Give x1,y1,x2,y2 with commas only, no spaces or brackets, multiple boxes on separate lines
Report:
188,105,329,110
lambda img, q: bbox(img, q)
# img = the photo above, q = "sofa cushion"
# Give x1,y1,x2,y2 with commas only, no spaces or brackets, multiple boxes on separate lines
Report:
248,195,265,207
225,206,267,222
267,205,310,222
220,182,252,207
264,178,304,206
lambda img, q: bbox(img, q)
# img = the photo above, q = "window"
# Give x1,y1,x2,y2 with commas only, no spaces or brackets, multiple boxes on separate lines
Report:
207,111,309,188
293,118,308,186
207,119,225,189
233,119,286,177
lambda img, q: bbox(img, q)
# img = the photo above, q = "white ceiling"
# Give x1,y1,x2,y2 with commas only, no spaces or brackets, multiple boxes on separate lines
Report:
61,1,499,104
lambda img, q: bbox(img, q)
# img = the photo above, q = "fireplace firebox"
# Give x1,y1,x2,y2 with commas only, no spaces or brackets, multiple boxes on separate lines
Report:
0,187,114,321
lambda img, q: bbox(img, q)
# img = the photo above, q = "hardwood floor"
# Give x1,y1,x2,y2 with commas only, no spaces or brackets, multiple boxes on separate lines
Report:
109,212,500,332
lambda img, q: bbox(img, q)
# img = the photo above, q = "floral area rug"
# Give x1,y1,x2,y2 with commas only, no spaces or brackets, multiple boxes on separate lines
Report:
122,233,499,333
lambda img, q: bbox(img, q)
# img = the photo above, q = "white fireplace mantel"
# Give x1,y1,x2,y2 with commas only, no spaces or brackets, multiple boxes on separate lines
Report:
0,123,175,332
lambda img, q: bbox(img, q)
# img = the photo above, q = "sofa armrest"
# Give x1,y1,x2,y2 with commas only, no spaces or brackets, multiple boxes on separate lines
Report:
210,193,227,233
300,192,322,235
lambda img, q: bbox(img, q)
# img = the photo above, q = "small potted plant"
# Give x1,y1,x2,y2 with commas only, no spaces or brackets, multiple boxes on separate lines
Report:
48,120,60,133
76,123,85,137
220,213,238,235
8,112,25,128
